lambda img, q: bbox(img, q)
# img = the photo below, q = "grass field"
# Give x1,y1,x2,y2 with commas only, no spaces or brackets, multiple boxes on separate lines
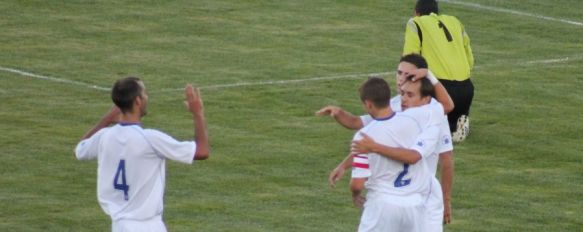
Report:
1,0,583,231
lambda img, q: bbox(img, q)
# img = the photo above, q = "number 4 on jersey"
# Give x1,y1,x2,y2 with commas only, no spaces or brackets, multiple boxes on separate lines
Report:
113,159,130,200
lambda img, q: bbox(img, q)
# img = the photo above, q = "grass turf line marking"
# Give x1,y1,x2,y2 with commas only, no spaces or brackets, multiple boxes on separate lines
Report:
1,55,577,93
0,66,110,91
440,0,583,27
154,72,392,92
525,57,570,64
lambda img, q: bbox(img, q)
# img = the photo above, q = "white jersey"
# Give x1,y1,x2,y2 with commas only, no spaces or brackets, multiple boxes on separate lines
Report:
75,123,196,222
359,96,450,232
351,111,432,204
360,96,450,174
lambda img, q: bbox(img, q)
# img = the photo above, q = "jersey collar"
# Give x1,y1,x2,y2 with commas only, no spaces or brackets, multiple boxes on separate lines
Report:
119,122,142,127
374,112,396,121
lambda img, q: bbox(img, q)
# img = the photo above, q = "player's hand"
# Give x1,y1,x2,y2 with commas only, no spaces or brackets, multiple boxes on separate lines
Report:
185,84,204,114
351,132,376,154
328,166,345,188
407,68,429,82
352,194,366,208
443,201,452,224
315,106,341,117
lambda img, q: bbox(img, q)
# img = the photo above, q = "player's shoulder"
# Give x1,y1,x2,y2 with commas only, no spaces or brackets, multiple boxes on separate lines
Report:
390,95,402,112
439,14,462,24
142,128,175,141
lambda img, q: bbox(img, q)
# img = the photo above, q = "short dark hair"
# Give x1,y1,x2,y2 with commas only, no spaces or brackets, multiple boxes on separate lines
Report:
359,76,391,108
406,75,435,99
415,0,439,15
400,53,428,69
111,77,143,113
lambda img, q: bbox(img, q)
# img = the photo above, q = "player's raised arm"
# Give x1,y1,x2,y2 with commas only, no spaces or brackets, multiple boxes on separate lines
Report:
79,106,121,141
185,84,210,160
408,69,454,114
316,105,364,130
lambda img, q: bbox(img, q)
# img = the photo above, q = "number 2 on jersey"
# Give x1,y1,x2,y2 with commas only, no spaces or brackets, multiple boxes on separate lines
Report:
394,164,411,187
113,159,130,200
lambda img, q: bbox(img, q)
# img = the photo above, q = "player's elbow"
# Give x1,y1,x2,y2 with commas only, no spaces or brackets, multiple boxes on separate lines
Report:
406,153,422,164
194,148,210,160
350,178,366,193
443,103,454,114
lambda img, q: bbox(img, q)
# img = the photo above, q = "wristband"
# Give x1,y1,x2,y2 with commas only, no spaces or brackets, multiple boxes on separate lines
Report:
427,70,439,85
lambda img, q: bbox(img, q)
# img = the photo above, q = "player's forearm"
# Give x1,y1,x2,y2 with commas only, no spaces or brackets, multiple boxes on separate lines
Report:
81,113,116,140
371,144,421,164
192,111,210,160
434,83,454,114
333,110,363,130
339,153,354,170
439,152,454,204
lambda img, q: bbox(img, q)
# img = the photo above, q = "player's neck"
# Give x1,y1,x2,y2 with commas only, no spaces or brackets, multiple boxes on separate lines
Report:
370,107,394,120
120,112,141,124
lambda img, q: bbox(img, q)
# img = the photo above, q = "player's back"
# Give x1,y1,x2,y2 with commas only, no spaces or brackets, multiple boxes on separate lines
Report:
96,124,167,221
408,13,472,80
356,113,431,204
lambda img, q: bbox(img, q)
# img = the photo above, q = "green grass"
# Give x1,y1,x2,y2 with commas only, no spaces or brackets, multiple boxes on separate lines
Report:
1,0,583,231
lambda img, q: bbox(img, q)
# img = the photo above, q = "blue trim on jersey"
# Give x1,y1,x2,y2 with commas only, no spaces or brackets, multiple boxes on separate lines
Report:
373,112,396,121
119,122,142,126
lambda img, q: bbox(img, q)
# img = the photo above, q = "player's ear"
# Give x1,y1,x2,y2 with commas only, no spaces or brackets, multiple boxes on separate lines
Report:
421,95,431,104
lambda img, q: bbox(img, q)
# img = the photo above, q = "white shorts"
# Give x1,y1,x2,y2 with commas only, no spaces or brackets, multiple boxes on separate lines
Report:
425,177,444,232
112,216,167,232
358,195,425,232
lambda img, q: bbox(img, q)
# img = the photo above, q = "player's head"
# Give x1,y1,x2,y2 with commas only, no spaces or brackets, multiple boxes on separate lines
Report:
396,53,428,91
400,76,435,110
111,76,148,117
415,0,439,16
359,76,391,111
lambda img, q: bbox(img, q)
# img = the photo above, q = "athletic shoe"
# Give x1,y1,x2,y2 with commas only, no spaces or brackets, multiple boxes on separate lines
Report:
452,115,469,143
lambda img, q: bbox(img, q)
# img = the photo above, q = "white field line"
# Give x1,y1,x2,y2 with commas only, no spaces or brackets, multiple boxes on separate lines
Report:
154,72,392,92
525,57,570,64
0,55,577,93
0,66,110,91
440,0,583,27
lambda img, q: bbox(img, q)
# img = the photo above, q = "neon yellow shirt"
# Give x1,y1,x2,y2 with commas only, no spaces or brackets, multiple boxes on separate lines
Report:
403,13,474,81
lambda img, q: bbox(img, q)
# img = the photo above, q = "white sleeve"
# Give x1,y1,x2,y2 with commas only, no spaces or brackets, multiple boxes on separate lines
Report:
75,129,108,160
144,129,196,164
428,99,445,126
438,118,454,153
410,125,440,158
360,114,373,127
351,154,371,178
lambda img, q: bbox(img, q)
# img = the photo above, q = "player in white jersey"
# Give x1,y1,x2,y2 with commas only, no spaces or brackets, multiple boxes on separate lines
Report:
349,77,435,231
318,54,455,228
355,77,452,232
75,77,210,232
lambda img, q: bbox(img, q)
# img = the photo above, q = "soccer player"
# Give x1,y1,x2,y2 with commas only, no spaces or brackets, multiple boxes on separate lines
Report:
318,54,455,227
403,0,475,142
350,77,434,231
353,77,453,232
75,77,210,232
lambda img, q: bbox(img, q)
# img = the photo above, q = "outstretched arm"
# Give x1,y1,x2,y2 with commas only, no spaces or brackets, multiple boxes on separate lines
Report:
316,106,363,130
185,84,210,160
